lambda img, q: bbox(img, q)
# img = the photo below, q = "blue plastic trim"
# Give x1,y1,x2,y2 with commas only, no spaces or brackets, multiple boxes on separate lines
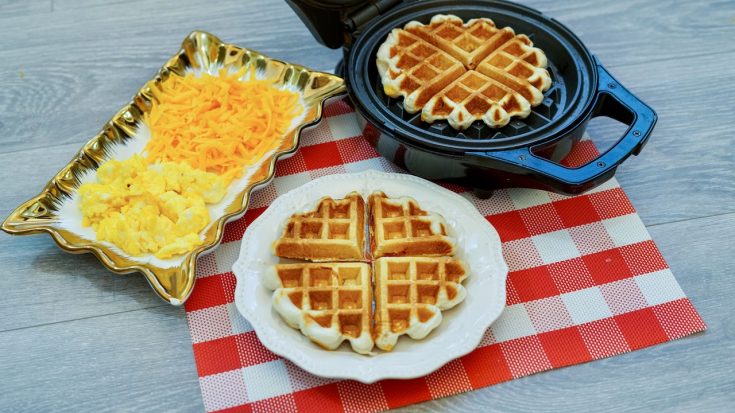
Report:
479,63,657,187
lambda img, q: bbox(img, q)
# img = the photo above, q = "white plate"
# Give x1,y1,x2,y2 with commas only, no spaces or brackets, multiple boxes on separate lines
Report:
232,170,508,383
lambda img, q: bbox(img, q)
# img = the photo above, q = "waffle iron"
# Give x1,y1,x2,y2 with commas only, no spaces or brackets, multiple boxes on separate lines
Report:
287,0,657,195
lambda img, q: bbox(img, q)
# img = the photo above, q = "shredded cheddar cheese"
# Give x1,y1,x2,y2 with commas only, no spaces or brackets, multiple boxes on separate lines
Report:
144,68,304,183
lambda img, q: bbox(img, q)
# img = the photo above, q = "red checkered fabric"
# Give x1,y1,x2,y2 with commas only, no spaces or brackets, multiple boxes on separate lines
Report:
185,99,705,412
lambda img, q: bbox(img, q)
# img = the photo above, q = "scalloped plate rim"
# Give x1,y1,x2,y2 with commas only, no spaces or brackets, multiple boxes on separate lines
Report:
233,170,508,383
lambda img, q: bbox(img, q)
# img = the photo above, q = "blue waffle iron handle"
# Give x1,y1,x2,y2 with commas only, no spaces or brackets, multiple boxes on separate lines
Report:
482,62,657,194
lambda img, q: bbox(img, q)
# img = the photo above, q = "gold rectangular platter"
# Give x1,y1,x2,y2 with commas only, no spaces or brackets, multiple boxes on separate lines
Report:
1,31,346,305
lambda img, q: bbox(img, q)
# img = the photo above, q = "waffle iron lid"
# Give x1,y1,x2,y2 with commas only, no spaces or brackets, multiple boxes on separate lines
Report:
285,0,403,49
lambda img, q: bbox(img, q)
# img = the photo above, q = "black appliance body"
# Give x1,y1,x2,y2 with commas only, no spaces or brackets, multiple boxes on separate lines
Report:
287,0,657,195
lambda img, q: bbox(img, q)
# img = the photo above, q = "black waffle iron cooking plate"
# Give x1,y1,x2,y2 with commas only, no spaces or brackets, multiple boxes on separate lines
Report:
287,0,657,195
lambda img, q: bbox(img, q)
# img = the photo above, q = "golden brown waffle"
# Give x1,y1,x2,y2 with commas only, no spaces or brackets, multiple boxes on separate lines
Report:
272,191,365,261
423,70,531,129
474,32,551,105
373,256,468,351
268,191,468,354
368,191,455,258
266,262,374,354
376,29,466,113
405,15,502,69
376,14,552,130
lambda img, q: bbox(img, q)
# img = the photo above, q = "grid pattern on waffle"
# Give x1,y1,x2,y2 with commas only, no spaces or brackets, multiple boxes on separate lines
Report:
405,16,501,68
369,192,454,258
377,30,465,113
184,99,705,413
273,192,364,260
475,33,550,100
424,70,531,129
381,15,551,131
406,15,550,101
376,15,563,139
272,263,371,342
373,257,468,351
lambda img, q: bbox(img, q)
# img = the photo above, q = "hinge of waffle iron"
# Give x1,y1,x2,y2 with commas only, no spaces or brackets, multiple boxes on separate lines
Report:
343,0,402,46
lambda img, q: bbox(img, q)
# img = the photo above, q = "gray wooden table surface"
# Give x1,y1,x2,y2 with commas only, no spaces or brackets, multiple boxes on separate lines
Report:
1,0,733,411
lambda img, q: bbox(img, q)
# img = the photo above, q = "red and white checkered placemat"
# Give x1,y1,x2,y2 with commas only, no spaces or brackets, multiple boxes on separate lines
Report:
184,99,705,413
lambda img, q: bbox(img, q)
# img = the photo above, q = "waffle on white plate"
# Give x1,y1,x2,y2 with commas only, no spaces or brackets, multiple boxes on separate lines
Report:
373,256,468,351
272,191,365,261
267,191,468,354
264,262,374,354
368,191,455,258
377,14,552,130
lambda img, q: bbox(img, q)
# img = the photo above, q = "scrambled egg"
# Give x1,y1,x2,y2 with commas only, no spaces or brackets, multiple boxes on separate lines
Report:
78,155,226,258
